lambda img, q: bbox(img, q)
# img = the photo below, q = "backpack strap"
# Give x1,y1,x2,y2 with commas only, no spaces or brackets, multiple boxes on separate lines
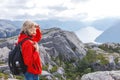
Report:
19,38,31,45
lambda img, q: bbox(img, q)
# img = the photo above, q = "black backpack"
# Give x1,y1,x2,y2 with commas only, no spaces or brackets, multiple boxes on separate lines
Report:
8,38,30,75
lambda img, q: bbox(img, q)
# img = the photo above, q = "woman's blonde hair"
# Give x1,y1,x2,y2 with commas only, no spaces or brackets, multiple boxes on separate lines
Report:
20,20,37,35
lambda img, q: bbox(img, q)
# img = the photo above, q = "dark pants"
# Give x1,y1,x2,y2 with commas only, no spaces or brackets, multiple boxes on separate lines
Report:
24,72,39,80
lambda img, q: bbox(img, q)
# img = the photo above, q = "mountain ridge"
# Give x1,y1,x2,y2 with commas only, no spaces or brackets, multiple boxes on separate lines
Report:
95,22,120,43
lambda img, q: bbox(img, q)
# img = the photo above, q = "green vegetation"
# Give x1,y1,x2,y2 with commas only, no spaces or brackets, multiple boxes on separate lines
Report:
62,50,96,79
39,75,48,80
0,39,7,43
84,49,109,65
99,44,120,53
64,62,77,80
50,66,58,73
64,49,109,79
115,57,119,64
0,61,5,66
96,54,109,65
0,72,24,80
15,75,24,80
42,64,49,71
0,72,9,79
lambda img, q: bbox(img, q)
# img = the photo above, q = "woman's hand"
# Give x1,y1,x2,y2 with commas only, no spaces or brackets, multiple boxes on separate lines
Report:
35,25,40,29
34,42,39,52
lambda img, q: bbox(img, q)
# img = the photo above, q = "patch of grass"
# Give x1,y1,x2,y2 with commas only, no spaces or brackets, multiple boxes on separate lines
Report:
96,54,109,65
43,64,49,71
0,72,9,79
39,75,49,80
50,66,58,73
115,57,119,64
15,75,24,80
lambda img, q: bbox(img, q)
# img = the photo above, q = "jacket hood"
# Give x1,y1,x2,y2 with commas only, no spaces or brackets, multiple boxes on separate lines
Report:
17,28,42,44
17,33,32,44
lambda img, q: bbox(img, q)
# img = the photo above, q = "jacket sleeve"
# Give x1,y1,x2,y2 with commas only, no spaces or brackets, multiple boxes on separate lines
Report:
32,27,42,42
22,41,34,67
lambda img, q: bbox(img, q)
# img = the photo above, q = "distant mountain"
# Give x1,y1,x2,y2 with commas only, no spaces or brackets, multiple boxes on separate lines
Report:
0,19,17,29
1,18,120,39
0,17,120,31
91,18,120,31
0,19,87,38
11,20,23,28
95,22,120,43
0,20,20,38
0,19,87,31
37,17,120,31
0,28,20,38
35,19,86,31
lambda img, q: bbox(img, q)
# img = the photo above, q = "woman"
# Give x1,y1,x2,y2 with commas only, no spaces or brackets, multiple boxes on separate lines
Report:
17,20,42,80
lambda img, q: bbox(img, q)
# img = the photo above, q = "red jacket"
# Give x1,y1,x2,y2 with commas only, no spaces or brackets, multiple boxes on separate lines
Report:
17,28,42,75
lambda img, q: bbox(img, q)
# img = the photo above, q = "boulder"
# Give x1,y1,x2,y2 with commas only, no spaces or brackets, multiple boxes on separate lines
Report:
81,70,120,80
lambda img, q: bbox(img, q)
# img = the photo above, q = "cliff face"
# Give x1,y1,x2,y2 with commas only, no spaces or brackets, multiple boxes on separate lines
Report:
39,28,86,65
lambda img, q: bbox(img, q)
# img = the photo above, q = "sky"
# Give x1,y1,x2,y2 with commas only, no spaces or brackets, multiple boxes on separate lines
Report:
0,0,120,21
0,0,120,43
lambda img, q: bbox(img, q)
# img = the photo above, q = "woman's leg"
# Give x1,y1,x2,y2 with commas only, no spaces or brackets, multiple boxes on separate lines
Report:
24,72,34,80
34,74,39,80
24,72,39,80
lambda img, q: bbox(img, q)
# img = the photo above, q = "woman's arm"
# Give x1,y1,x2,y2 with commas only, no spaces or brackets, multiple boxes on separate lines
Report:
32,25,42,42
22,41,33,66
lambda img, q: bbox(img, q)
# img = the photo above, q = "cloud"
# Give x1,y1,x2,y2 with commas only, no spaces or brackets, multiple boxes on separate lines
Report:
71,0,89,3
0,0,30,9
75,26,103,43
0,0,85,20
0,0,120,21
47,5,68,12
0,0,36,19
14,14,48,20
